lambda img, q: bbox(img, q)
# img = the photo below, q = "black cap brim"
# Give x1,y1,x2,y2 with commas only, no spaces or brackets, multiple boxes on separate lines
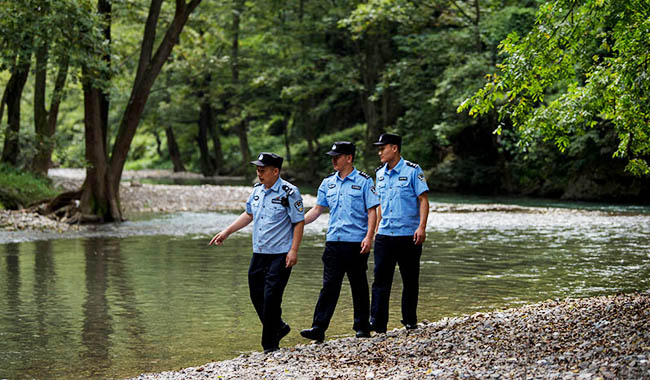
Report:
250,160,266,166
325,151,344,156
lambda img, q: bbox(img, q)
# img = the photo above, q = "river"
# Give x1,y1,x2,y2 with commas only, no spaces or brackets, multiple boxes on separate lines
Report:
1,199,650,379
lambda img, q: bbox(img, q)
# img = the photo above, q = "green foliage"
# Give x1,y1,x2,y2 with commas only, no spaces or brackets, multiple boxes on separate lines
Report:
460,0,650,176
2,0,647,204
0,163,59,209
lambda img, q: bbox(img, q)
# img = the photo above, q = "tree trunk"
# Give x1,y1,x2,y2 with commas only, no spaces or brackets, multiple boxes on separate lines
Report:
1,55,30,166
197,101,216,176
283,116,291,163
76,0,119,222
355,31,395,166
230,0,251,168
80,78,121,222
33,42,70,176
207,114,225,174
98,0,112,149
165,126,185,172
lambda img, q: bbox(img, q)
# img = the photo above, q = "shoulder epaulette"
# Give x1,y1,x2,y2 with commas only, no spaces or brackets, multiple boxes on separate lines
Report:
375,164,384,172
405,161,419,168
358,171,370,179
281,184,295,195
325,172,336,178
254,182,262,187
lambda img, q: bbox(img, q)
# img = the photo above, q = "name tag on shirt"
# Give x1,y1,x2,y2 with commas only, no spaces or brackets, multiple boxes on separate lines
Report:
399,177,408,181
351,185,361,190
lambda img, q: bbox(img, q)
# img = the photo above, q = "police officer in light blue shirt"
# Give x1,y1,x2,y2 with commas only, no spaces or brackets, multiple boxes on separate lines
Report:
370,133,429,333
299,142,379,342
209,152,305,353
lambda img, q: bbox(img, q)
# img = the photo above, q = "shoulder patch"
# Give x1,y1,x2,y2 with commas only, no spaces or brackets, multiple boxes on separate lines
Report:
405,161,419,168
325,172,336,178
358,171,370,179
375,165,384,172
254,183,262,187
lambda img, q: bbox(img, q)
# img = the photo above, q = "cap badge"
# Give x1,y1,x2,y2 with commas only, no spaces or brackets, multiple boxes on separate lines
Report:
258,154,264,160
331,144,337,150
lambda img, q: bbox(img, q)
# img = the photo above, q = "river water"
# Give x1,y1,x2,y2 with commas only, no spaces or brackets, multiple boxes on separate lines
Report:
1,201,650,379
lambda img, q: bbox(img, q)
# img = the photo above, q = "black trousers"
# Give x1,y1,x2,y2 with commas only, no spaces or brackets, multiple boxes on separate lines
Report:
248,253,292,350
311,241,370,333
370,234,422,330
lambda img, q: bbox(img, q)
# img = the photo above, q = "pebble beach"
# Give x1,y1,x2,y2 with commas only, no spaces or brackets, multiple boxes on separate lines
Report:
128,293,650,380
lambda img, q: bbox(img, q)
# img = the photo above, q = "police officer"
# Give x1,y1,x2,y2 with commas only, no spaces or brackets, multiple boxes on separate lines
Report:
300,142,380,342
209,152,305,353
370,133,429,333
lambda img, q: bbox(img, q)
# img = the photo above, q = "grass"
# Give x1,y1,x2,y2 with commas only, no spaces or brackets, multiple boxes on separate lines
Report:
0,164,60,209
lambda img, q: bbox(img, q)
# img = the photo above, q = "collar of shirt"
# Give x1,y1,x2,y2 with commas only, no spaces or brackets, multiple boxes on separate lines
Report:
263,177,282,194
336,168,358,183
386,157,405,175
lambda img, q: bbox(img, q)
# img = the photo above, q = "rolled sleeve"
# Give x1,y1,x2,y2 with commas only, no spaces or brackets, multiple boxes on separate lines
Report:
364,178,380,209
287,190,305,223
413,167,429,196
316,180,329,208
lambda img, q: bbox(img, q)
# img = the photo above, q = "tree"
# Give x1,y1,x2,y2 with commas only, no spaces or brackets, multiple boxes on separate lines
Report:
0,1,34,166
76,0,202,222
459,0,650,176
32,0,78,176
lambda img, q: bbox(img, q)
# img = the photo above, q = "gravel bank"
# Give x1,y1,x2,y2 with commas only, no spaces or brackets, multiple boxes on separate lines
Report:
129,293,650,380
3,169,620,233
1,169,316,231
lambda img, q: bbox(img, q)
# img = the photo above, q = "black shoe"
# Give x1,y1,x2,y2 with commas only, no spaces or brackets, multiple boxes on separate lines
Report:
300,328,324,343
264,347,279,354
278,323,291,341
355,330,370,338
369,323,386,334
402,320,418,330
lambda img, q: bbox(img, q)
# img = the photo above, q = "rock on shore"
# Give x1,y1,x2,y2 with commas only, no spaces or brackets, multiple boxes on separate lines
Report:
129,292,650,380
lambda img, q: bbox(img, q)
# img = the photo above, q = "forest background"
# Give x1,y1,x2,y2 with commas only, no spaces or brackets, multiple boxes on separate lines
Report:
1,0,649,220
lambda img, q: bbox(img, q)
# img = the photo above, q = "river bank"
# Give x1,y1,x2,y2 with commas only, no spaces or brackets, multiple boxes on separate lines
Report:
2,168,640,233
128,292,649,380
1,169,316,232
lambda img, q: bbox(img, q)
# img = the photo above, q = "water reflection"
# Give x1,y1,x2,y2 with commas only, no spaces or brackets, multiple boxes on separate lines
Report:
0,208,649,379
81,238,113,377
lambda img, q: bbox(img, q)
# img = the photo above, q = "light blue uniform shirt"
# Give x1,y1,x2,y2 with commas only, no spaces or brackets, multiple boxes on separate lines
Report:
246,177,305,254
316,168,380,242
375,158,429,236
